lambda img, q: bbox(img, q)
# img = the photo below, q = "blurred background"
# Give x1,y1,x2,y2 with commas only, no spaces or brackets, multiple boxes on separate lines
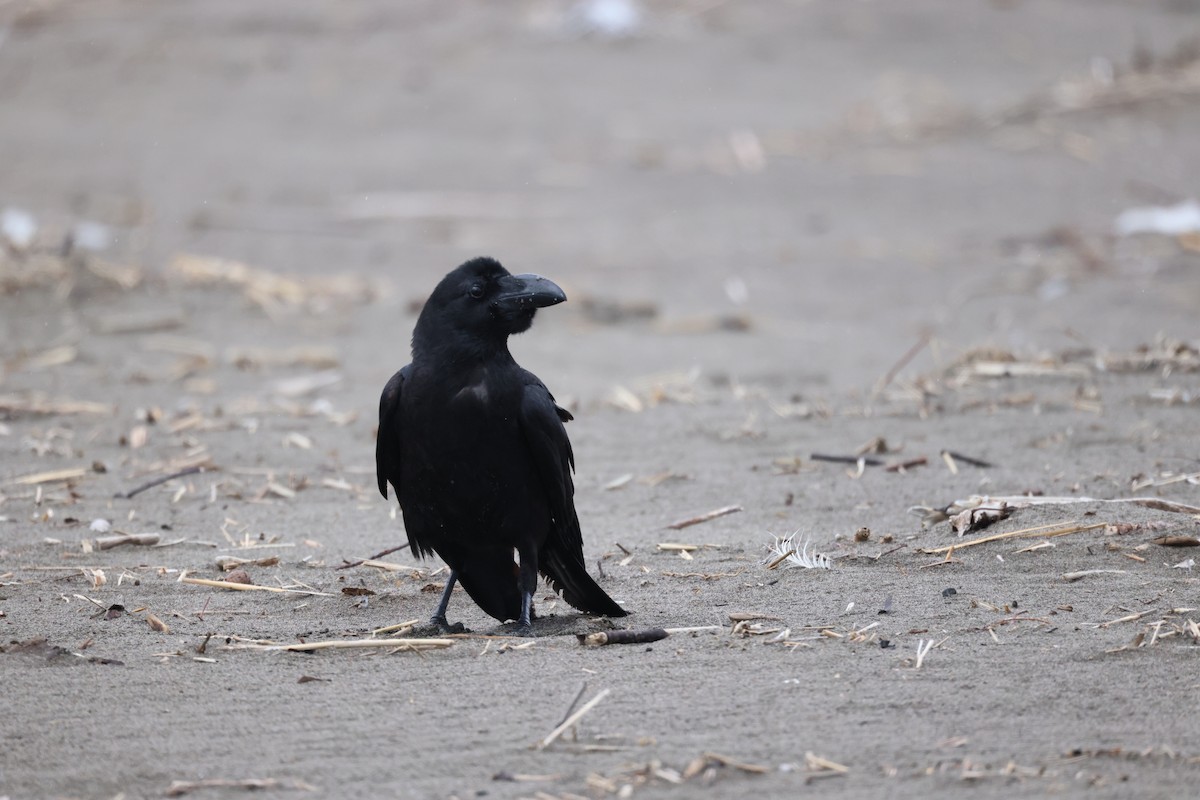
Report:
2,0,1198,395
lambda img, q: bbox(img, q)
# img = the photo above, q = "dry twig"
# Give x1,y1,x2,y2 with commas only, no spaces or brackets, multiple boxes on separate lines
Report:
165,778,315,796
335,542,411,570
114,466,203,499
9,467,88,485
577,628,669,646
667,505,742,530
222,637,452,653
920,522,1105,554
180,577,333,597
811,453,883,466
942,450,993,468
914,638,936,669
804,752,850,783
537,688,610,750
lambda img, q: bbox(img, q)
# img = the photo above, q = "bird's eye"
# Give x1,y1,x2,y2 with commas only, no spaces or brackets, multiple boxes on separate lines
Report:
468,284,485,300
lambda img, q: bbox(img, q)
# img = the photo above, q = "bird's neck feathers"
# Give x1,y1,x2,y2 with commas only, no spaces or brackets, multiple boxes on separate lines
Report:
411,325,515,370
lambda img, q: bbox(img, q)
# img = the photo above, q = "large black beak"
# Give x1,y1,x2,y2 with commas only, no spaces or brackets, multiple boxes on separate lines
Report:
493,273,567,311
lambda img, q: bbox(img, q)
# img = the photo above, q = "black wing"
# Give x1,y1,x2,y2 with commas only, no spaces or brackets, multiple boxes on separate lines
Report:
519,375,576,524
519,373,626,617
376,366,409,500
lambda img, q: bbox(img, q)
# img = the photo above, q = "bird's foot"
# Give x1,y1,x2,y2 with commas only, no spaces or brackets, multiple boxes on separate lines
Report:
503,618,535,637
415,615,467,636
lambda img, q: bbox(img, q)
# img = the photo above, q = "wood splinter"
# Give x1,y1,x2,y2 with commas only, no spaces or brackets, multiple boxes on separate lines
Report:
1062,569,1126,582
94,533,160,550
577,628,669,647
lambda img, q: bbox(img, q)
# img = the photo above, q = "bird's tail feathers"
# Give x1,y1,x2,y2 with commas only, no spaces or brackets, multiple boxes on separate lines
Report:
541,546,628,618
456,551,524,623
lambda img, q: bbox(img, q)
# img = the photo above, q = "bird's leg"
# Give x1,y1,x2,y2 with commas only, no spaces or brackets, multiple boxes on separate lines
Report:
518,590,534,631
513,548,537,636
428,570,466,633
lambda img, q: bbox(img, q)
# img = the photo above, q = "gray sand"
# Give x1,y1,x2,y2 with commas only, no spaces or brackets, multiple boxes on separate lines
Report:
2,2,1199,798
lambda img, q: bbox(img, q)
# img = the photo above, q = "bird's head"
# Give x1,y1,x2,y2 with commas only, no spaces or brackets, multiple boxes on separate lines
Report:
413,257,567,358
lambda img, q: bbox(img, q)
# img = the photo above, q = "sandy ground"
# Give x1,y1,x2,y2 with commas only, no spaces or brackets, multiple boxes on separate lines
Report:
3,1,1200,798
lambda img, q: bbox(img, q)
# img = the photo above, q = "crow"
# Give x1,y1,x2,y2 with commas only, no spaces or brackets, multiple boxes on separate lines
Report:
376,257,627,633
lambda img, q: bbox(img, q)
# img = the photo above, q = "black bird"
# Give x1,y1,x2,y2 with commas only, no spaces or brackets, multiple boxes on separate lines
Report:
376,257,627,633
